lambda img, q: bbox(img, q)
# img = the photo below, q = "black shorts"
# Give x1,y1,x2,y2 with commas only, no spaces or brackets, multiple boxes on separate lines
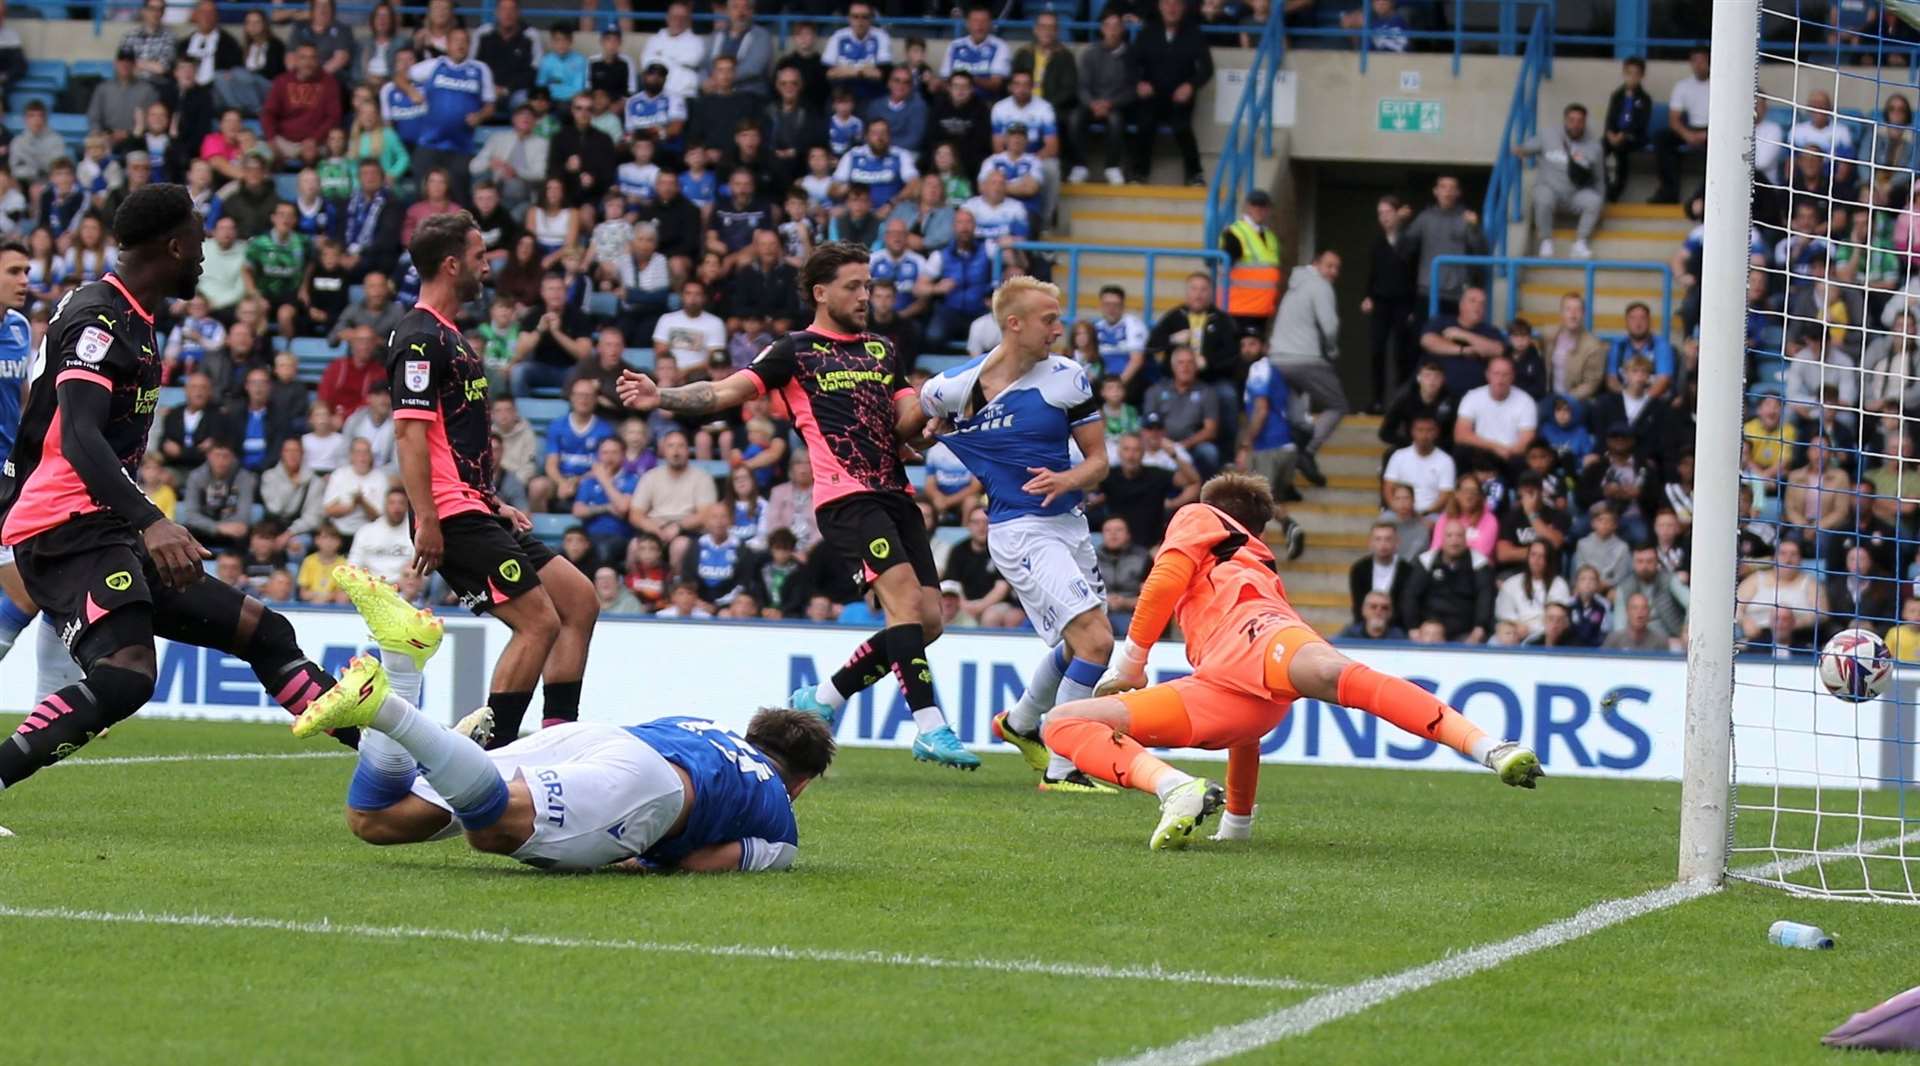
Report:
815,491,939,591
435,511,559,615
11,511,255,671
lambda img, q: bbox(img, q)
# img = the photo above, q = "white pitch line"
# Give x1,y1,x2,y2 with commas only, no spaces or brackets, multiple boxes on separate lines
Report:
49,751,352,768
1106,830,1920,1066
0,904,1324,992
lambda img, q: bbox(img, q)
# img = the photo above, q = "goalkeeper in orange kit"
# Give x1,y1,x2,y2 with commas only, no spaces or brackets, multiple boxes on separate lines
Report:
1044,472,1543,850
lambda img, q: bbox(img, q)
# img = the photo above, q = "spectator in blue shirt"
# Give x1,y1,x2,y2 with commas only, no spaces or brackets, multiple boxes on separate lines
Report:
536,23,588,105
409,27,496,204
544,377,616,512
1238,332,1299,501
1605,301,1676,397
573,435,638,564
925,207,992,351
863,67,927,157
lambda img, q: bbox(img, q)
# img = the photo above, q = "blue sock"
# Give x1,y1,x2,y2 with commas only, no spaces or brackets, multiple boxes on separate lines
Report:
346,760,418,810
0,598,33,649
454,775,511,831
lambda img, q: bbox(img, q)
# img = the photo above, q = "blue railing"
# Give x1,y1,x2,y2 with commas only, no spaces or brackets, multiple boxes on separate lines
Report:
995,242,1229,318
1352,0,1553,75
1203,1,1283,250
1480,7,1551,259
1427,254,1675,335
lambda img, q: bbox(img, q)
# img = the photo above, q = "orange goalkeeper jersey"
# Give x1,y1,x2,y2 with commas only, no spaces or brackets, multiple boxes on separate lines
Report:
1132,503,1306,669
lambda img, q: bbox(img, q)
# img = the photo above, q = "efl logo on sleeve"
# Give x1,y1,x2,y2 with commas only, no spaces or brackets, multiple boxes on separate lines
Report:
75,326,114,364
404,360,430,392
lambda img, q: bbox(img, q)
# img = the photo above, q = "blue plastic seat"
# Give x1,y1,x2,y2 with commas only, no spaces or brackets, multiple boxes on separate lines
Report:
621,346,655,370
530,512,572,545
584,290,618,320
7,91,55,115
70,60,115,82
24,59,66,90
916,354,968,376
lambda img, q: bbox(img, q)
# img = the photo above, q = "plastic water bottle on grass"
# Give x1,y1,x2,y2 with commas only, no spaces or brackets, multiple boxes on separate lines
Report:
1769,920,1835,950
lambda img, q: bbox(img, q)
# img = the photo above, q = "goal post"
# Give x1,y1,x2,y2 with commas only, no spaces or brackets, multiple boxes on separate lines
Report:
1678,0,1761,887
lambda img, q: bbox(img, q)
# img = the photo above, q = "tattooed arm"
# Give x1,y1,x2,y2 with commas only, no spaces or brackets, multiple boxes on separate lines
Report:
616,371,761,415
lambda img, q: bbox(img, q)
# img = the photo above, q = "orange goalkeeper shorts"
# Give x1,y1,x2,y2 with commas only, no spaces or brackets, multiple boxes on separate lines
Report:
1114,614,1325,751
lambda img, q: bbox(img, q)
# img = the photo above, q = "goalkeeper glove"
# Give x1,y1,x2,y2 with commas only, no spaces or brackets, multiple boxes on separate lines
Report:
1210,806,1256,842
1095,638,1150,696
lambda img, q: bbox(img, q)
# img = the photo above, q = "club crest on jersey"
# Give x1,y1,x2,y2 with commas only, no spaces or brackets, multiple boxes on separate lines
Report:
75,325,113,364
404,359,430,392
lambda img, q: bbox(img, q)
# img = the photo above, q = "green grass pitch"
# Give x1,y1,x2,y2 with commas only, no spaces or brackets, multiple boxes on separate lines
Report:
1,715,1916,1065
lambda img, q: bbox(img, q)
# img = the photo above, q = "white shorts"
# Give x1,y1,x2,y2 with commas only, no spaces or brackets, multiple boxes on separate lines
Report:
411,722,686,872
0,543,13,567
989,511,1106,647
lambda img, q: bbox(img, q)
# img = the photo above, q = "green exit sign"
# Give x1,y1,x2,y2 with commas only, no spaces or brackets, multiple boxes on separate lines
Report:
1377,99,1444,133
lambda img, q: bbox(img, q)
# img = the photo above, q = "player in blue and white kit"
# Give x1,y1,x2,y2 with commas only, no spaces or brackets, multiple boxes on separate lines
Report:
940,5,1012,96
918,277,1117,793
296,567,835,874
0,238,86,705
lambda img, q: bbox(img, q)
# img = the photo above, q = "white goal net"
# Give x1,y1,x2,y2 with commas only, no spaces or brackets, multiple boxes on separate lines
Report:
1698,0,1920,902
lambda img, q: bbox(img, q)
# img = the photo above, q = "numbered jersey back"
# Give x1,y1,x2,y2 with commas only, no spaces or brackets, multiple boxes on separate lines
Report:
625,716,799,865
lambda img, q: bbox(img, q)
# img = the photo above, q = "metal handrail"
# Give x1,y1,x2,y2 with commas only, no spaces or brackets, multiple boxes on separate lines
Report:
1480,8,1551,259
1427,254,1676,336
1203,3,1282,249
995,241,1230,319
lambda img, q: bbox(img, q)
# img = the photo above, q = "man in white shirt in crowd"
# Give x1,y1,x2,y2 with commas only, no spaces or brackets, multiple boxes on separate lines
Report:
1651,46,1710,203
1093,282,1150,387
322,437,391,539
823,0,890,96
344,384,397,471
346,485,415,583
637,0,703,97
1453,354,1538,471
1382,413,1457,515
651,278,728,367
938,3,1011,96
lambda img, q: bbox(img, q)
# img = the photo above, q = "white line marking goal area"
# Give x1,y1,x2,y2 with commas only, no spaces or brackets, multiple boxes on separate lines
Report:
1105,831,1920,1066
0,903,1324,992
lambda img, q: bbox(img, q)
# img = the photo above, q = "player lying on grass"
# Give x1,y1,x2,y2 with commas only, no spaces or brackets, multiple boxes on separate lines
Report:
294,565,835,873
1043,473,1543,850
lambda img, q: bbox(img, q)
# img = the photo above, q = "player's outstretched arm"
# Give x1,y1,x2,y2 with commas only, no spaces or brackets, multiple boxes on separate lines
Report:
616,368,758,416
1097,550,1199,696
627,838,797,874
56,377,208,587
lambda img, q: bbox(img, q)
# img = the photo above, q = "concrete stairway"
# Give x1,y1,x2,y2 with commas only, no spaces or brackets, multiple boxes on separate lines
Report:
1266,413,1390,637
1514,203,1692,335
1049,182,1214,320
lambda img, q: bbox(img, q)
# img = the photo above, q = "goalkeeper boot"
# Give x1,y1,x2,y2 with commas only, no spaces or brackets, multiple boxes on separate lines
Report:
453,706,497,748
1038,769,1120,794
911,725,981,771
333,564,443,670
293,655,389,739
789,685,836,726
1485,741,1544,789
991,711,1049,773
1149,778,1225,851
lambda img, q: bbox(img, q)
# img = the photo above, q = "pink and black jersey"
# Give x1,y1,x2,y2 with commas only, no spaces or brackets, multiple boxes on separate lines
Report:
388,303,496,521
0,275,163,544
742,328,912,506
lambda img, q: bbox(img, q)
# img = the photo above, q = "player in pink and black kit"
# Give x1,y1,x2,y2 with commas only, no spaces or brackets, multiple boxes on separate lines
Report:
617,241,977,769
0,185,353,813
390,211,599,748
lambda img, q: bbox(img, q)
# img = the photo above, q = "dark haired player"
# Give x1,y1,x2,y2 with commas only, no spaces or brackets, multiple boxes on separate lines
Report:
295,570,835,873
0,185,352,819
1044,473,1543,851
389,211,599,749
617,240,977,769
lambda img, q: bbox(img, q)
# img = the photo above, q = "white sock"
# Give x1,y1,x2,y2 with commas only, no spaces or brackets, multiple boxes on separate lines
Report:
912,706,947,733
356,729,417,778
1008,644,1067,735
817,676,848,710
1471,735,1499,765
382,648,424,708
1045,752,1078,779
371,693,507,824
33,617,82,701
1154,769,1197,800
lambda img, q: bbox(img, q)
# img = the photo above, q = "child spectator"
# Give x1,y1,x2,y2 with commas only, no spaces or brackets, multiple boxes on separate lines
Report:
141,453,178,519
1537,395,1595,472
827,89,863,157
1100,375,1140,438
800,145,836,209
736,415,784,492
623,534,671,612
536,23,588,104
301,400,348,475
618,135,660,204
1573,503,1631,591
1889,596,1920,661
1566,564,1611,645
680,147,717,214
297,522,348,603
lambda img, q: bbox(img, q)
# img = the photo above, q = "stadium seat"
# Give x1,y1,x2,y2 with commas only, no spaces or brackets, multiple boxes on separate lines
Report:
156,386,184,410
584,291,619,320
931,526,967,548
273,174,300,203
69,60,115,82
516,396,568,435
7,91,55,115
47,113,86,137
529,512,572,545
347,284,365,306
24,59,66,90
271,336,290,353
621,347,655,370
289,337,344,361
916,354,968,376
692,459,730,479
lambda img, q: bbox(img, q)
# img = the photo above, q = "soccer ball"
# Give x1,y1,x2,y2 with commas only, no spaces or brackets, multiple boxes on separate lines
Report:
1818,628,1893,703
